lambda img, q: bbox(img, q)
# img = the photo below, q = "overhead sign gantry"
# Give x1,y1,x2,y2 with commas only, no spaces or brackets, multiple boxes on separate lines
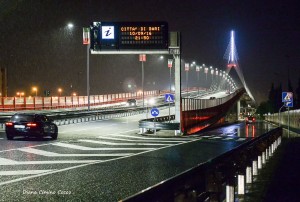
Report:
85,21,181,134
90,22,169,54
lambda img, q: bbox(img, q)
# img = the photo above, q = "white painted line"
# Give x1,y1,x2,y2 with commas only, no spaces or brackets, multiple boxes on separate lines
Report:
18,148,134,157
52,142,155,150
78,139,171,146
0,160,98,165
0,156,98,165
0,170,54,176
104,132,191,141
237,138,246,141
0,157,17,164
58,124,118,134
97,136,185,143
0,135,199,186
0,143,52,153
224,137,234,140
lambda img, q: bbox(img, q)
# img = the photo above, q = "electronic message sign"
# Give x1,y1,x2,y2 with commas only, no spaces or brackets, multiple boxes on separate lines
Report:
90,22,168,53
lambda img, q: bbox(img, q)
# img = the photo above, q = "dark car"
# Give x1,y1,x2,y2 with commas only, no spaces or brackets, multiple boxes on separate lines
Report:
126,99,137,106
5,113,58,140
245,116,255,124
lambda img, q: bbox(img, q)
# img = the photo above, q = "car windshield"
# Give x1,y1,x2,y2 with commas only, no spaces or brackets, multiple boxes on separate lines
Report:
11,115,34,122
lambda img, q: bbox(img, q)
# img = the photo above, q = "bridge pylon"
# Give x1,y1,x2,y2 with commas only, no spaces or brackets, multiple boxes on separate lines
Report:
224,30,255,102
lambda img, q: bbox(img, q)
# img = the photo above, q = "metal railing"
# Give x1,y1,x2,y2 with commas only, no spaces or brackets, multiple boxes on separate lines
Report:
121,127,282,202
139,115,180,131
0,90,158,111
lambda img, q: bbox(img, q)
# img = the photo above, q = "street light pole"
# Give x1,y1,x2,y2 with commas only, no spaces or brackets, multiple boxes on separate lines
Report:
87,43,90,110
196,65,200,94
168,59,173,123
185,63,189,96
83,26,91,111
139,54,146,110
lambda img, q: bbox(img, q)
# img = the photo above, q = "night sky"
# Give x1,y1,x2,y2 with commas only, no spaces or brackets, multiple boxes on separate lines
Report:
1,0,300,103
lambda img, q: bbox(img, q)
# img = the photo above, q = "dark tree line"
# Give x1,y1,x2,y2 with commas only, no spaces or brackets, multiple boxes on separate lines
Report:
256,78,300,116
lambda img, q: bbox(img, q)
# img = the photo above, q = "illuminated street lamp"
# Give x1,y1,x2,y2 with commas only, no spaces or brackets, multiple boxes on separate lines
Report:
58,88,62,96
67,23,74,29
16,92,25,98
32,87,37,96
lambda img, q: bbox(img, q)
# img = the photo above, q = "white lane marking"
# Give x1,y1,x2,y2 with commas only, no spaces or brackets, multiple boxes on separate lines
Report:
96,136,184,143
104,132,192,141
224,137,234,140
0,143,52,153
0,160,98,165
58,124,118,134
0,137,199,186
209,136,222,139
237,138,246,141
0,170,54,176
0,157,17,164
18,148,133,157
78,139,171,146
52,142,155,150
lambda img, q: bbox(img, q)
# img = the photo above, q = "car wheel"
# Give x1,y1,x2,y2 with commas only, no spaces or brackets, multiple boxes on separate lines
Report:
6,133,14,140
51,127,58,140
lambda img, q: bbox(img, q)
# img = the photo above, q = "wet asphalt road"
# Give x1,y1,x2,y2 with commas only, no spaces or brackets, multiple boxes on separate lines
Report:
0,111,277,201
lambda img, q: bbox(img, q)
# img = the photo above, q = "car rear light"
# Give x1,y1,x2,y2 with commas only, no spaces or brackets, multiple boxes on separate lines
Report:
26,122,37,127
5,122,13,126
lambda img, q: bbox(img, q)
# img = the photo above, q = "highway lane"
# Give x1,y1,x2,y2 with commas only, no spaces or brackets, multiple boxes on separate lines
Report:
0,107,195,199
0,107,277,201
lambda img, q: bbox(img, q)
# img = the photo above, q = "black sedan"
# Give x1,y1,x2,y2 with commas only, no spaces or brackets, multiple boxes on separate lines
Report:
5,113,58,140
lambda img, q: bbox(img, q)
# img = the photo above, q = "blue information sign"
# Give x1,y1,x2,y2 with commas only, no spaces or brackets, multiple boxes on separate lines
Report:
150,108,159,117
282,92,293,107
164,93,174,103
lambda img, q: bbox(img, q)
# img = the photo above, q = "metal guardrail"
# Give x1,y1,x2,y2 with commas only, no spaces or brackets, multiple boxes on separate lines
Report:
138,115,180,131
0,108,144,129
121,127,283,202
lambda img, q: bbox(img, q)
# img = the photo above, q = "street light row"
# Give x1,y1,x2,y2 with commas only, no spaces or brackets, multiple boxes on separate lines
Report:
15,87,77,97
184,61,238,91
